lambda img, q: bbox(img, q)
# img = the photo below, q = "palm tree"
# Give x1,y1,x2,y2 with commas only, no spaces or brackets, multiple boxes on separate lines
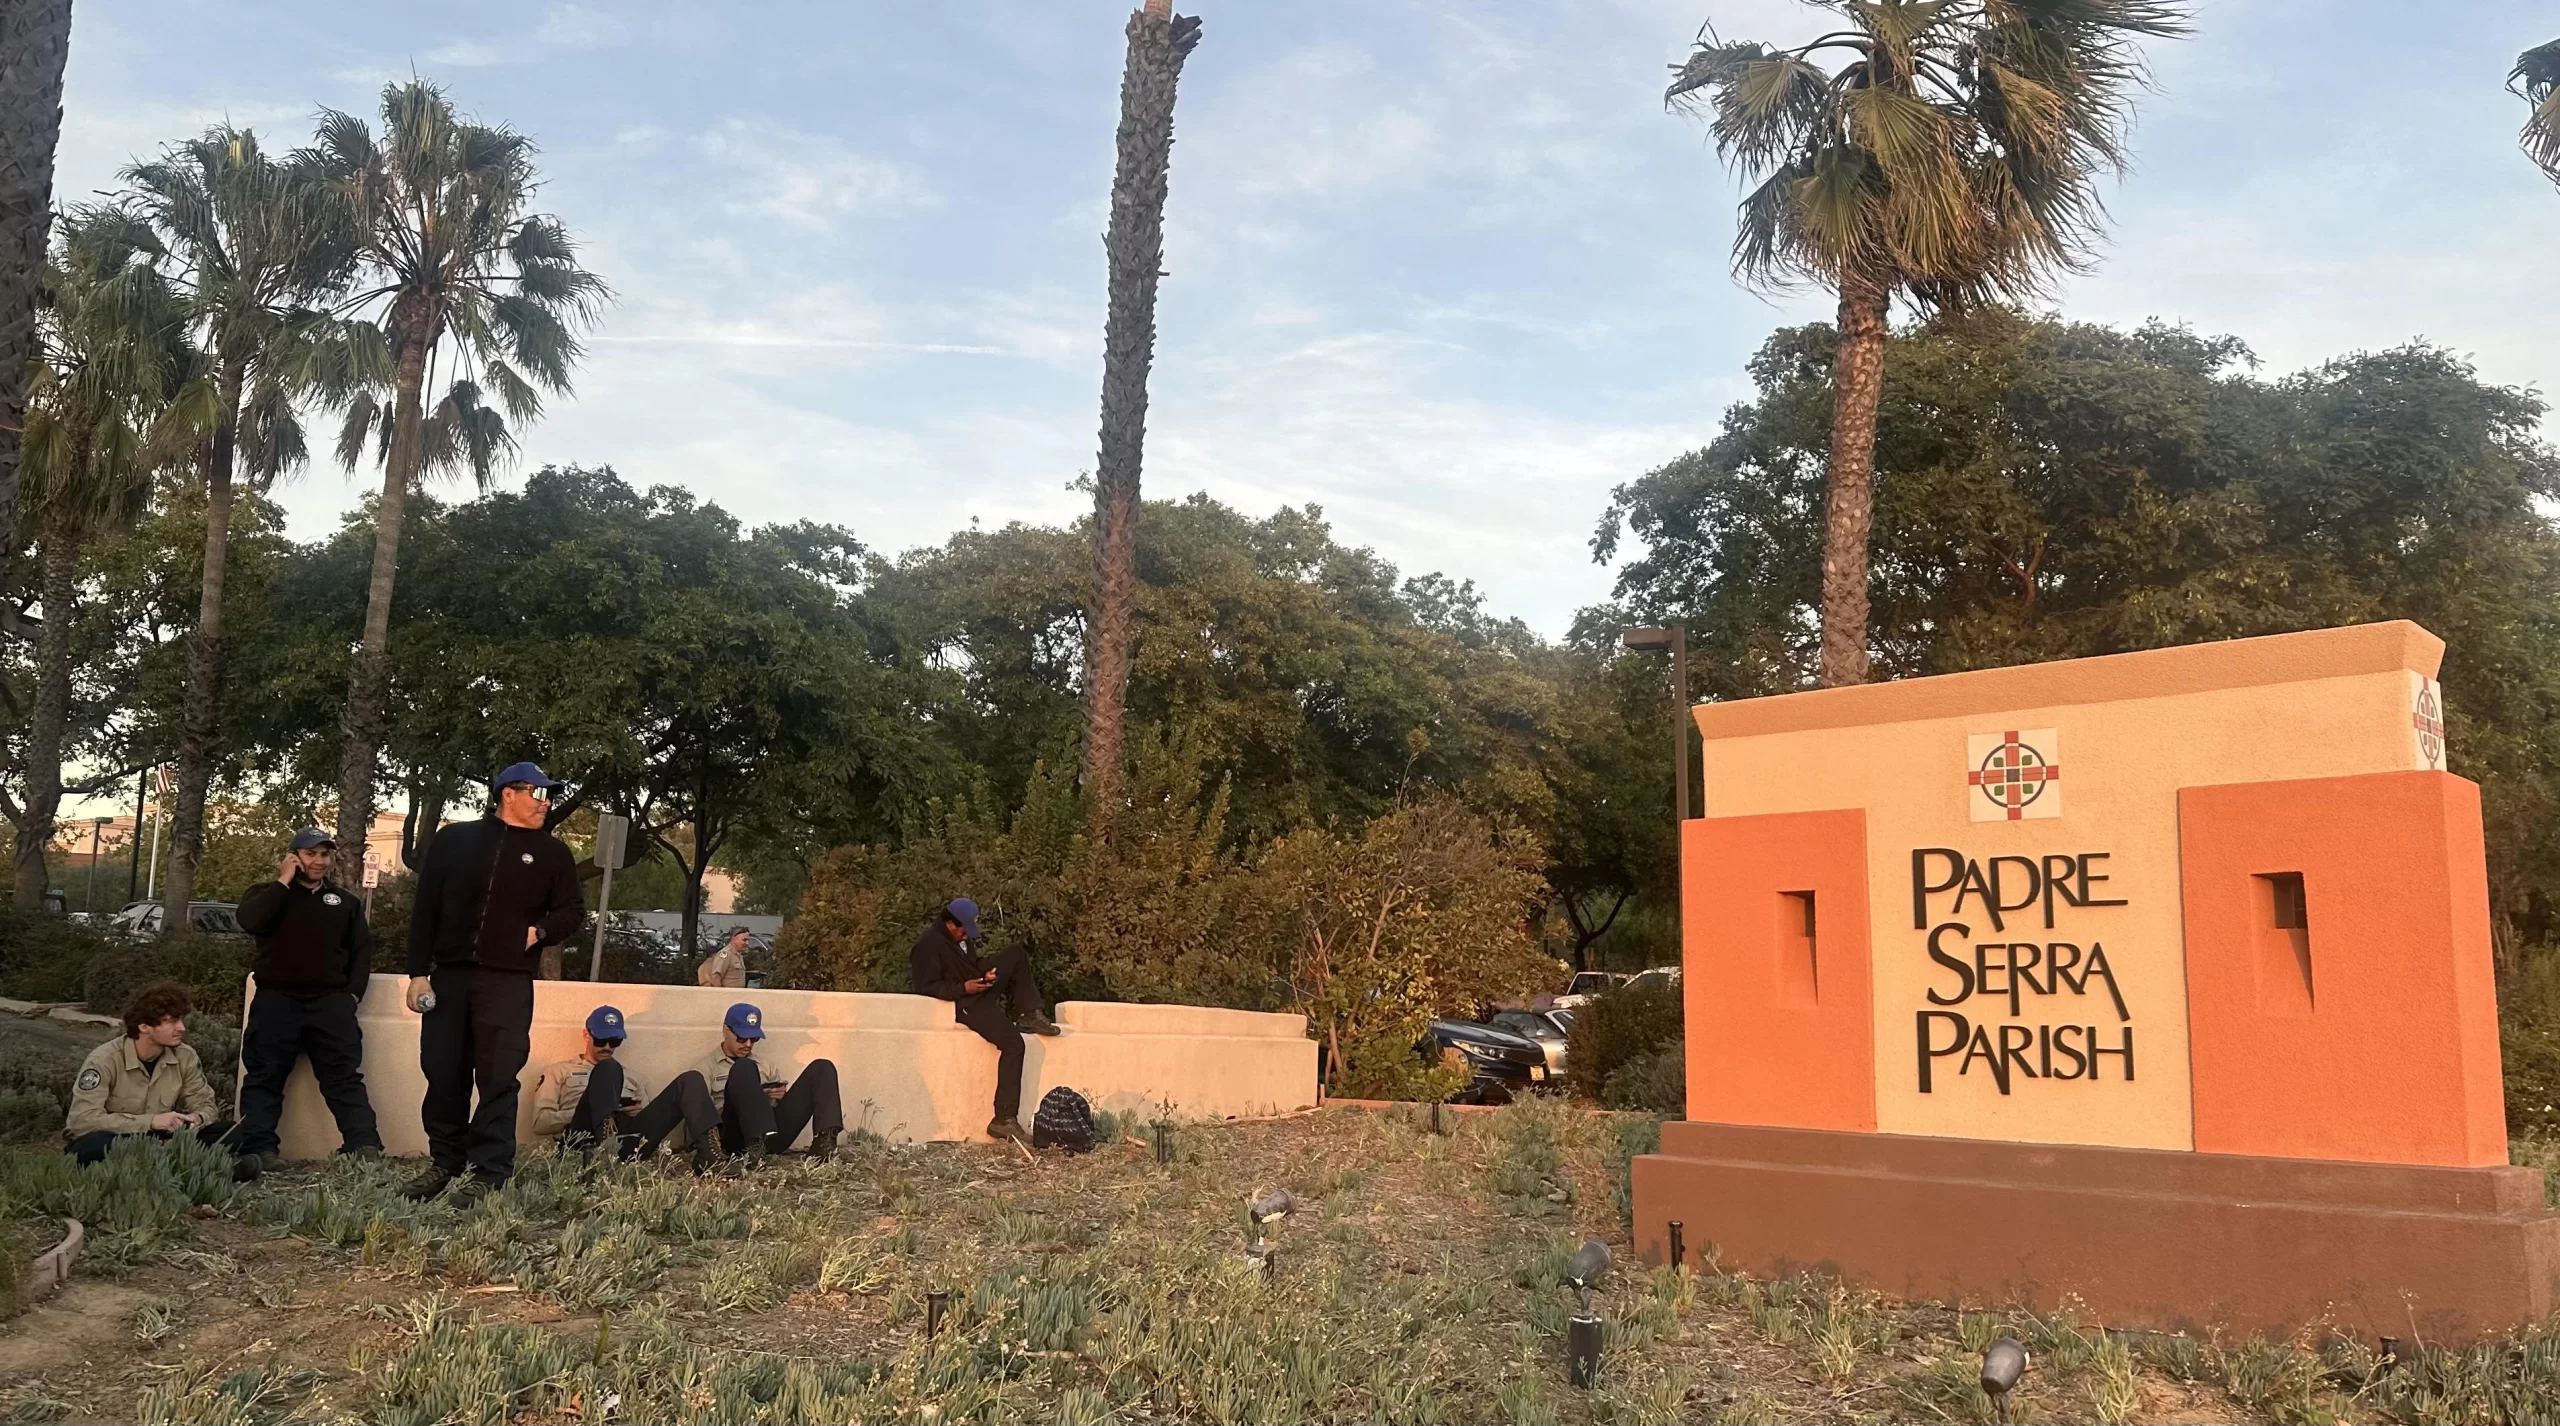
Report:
124,127,356,932
2516,40,2560,187
312,81,604,875
1083,0,1202,817
1665,0,2186,686
0,0,75,570
7,208,189,905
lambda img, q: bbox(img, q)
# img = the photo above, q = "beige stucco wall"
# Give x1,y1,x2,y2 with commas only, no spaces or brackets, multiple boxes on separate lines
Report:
253,977,1317,1160
1695,624,2441,1152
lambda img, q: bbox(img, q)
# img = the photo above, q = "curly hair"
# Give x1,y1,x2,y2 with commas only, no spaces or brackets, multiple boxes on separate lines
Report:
120,979,192,1038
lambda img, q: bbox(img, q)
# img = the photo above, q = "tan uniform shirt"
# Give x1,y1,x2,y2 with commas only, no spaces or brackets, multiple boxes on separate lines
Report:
530,1056,655,1137
698,1047,787,1113
65,1036,220,1140
696,945,748,988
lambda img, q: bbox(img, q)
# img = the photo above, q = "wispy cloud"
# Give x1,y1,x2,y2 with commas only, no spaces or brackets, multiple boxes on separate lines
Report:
692,117,941,232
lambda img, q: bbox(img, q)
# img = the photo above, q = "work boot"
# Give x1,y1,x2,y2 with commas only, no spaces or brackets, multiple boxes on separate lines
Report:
252,1152,286,1176
449,1178,498,1209
399,1168,455,1202
231,1155,264,1183
808,1129,838,1161
336,1144,383,1162
987,1117,1028,1144
691,1144,718,1177
1015,1009,1062,1037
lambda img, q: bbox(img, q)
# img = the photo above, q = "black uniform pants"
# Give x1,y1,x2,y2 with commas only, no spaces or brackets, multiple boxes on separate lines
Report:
953,944,1045,1122
715,1056,841,1154
237,986,381,1158
419,965,535,1185
68,1120,241,1165
563,1059,717,1159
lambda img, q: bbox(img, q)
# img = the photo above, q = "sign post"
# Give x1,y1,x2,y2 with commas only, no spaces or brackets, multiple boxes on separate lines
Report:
589,813,628,981
362,858,381,915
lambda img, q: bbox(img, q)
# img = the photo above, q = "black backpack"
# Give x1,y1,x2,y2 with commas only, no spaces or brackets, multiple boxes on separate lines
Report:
1031,1086,1096,1153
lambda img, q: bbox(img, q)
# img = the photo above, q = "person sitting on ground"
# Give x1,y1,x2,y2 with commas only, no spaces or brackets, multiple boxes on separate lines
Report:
66,980,260,1180
908,897,1060,1144
696,1002,841,1162
695,926,750,988
532,1005,718,1171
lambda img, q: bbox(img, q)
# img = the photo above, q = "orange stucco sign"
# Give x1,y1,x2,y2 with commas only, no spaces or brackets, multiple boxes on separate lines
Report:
1680,620,2501,1166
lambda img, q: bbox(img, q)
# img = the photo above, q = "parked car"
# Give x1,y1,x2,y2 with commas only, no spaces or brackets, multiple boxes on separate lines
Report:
1488,1007,1574,1077
1624,964,1683,995
109,900,243,939
1421,1018,1549,1103
1564,970,1624,998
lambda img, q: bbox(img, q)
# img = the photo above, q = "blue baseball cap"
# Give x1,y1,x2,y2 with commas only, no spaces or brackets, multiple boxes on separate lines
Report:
945,898,981,939
724,1003,765,1040
491,761,560,794
288,827,335,851
586,1005,626,1040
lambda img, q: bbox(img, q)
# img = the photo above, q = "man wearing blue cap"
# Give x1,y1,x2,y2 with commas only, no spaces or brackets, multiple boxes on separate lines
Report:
532,1006,718,1170
399,762,586,1203
695,1002,841,1162
910,897,1059,1143
232,827,382,1171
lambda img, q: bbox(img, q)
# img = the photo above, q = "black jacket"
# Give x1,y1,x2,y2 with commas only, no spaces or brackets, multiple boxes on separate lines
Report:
237,876,373,995
910,922,984,1008
406,817,585,975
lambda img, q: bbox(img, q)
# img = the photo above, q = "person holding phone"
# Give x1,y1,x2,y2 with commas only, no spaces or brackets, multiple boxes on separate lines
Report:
696,1002,841,1162
532,1005,717,1169
908,897,1060,1143
65,980,259,1179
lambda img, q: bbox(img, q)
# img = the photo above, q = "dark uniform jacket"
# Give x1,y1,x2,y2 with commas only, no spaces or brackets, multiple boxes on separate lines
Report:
406,817,586,975
237,876,373,995
910,922,986,1011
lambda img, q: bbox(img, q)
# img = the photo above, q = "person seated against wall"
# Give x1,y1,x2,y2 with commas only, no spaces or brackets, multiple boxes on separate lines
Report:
532,1005,719,1171
696,1002,841,1163
909,897,1060,1143
65,980,261,1181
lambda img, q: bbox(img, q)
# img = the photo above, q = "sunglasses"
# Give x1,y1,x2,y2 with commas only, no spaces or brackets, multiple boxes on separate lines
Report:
592,1037,623,1049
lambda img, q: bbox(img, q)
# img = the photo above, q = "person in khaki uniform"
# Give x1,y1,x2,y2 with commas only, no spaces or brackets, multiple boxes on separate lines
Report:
66,980,259,1180
695,927,751,988
699,1002,840,1162
530,1005,717,1170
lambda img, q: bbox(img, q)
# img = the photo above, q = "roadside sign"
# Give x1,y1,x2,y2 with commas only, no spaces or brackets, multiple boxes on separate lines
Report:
362,862,381,889
593,813,630,871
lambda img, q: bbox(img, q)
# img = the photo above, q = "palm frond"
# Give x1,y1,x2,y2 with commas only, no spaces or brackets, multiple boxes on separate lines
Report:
2516,39,2560,184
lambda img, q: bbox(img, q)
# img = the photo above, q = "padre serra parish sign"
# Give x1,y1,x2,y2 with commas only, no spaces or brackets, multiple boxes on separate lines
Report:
1632,622,2560,1340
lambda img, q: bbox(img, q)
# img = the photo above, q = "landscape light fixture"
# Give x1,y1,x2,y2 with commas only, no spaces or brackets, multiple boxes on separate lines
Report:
1153,1121,1173,1166
925,1290,950,1340
1621,624,1695,834
1565,1238,1611,1388
1980,1335,2029,1424
1244,1187,1298,1273
1667,1220,1685,1272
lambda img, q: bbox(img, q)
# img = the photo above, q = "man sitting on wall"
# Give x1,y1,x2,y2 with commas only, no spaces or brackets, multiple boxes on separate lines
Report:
910,897,1059,1143
65,980,260,1180
698,1002,842,1162
532,1005,719,1170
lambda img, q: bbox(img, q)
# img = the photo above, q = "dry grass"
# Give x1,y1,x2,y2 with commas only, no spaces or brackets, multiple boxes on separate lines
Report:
0,1103,2556,1422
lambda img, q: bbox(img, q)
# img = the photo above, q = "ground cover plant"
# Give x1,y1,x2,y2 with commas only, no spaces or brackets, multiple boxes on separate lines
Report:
4,1097,2558,1423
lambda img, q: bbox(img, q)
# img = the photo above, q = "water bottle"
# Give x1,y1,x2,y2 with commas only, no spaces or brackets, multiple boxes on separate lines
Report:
417,990,437,1013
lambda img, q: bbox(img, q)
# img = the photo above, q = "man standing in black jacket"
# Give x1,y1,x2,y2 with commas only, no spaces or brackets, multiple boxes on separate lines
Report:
910,897,1059,1142
400,762,586,1203
233,827,382,1171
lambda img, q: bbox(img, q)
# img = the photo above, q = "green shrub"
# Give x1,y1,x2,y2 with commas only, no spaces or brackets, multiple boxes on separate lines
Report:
1602,1044,1686,1114
0,906,113,1002
82,935,253,1020
1611,1116,1661,1232
2504,951,2560,1137
1567,981,1682,1103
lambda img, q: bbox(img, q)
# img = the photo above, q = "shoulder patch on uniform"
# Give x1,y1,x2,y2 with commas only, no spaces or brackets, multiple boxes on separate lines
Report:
321,892,342,906
521,853,535,864
76,1066,100,1092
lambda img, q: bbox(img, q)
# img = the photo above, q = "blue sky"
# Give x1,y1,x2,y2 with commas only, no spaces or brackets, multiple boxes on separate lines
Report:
54,0,2560,638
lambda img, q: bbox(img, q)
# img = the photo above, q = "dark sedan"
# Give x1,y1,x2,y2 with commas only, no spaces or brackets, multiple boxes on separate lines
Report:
1423,1018,1550,1104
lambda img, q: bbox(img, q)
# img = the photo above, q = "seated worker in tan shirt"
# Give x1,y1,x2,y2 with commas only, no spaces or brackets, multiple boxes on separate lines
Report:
531,1005,717,1170
698,1002,841,1163
66,980,260,1180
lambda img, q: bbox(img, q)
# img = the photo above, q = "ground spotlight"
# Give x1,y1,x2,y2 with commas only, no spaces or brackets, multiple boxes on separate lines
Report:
1565,1238,1610,1388
1153,1121,1173,1166
1246,1187,1298,1271
1981,1334,2029,1424
926,1289,950,1340
1667,1220,1685,1271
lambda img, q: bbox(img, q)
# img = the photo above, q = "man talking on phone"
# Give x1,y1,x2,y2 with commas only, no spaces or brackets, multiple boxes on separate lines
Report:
400,762,585,1204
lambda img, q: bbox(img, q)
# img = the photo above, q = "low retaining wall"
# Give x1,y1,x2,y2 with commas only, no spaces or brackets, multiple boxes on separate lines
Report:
255,976,1318,1160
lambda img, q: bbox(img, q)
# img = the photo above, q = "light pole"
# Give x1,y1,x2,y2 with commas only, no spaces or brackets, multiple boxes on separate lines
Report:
1622,625,1692,822
86,818,109,913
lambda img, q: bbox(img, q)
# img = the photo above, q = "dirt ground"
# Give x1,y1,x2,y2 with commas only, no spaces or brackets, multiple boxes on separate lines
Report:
7,1088,2522,1426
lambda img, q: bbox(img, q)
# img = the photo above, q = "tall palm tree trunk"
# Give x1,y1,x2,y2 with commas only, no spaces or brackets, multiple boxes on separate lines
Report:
332,322,430,884
1081,0,1198,818
12,493,81,905
160,367,243,933
1818,270,1889,688
0,0,69,563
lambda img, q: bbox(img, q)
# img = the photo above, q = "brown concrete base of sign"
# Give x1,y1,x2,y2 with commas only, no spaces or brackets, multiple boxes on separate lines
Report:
1632,1120,2560,1342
